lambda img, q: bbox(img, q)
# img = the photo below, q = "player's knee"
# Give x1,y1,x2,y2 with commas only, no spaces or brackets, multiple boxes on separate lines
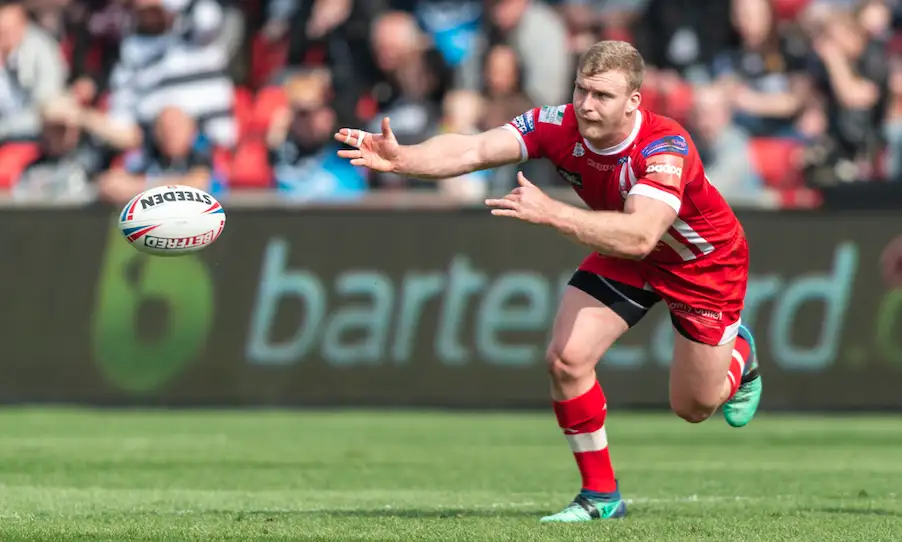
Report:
670,398,717,424
545,346,593,385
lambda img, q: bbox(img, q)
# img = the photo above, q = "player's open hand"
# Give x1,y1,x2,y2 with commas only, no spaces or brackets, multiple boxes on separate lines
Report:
485,172,559,225
334,117,399,173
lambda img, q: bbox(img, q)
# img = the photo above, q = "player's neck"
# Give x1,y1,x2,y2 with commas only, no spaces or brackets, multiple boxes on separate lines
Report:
583,111,642,156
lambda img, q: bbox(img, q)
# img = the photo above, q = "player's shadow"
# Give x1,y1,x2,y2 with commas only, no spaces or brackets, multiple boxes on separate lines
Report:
290,508,551,519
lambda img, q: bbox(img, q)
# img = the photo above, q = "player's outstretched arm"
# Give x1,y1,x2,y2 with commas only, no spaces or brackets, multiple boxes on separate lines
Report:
334,117,523,179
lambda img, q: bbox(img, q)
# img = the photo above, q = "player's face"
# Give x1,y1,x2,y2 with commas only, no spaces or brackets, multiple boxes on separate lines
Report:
572,71,640,146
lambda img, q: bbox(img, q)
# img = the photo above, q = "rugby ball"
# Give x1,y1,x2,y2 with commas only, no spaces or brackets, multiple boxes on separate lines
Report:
118,185,226,256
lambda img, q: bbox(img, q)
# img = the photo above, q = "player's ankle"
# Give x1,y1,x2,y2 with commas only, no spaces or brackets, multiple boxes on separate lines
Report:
581,484,619,499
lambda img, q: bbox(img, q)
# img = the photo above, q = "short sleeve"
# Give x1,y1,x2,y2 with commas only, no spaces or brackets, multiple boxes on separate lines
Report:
503,105,567,162
628,134,690,213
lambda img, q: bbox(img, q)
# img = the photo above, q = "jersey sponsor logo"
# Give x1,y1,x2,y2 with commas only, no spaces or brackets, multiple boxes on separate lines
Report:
573,142,585,157
645,154,684,187
538,105,566,125
557,167,583,188
640,135,688,158
647,163,682,176
668,301,723,322
511,110,536,135
587,158,616,171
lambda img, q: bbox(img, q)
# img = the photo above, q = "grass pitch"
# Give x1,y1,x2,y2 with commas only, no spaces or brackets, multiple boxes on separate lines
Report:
0,408,899,541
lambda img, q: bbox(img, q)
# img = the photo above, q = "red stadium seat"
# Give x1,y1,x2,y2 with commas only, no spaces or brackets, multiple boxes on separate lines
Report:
230,139,273,188
59,35,75,67
749,137,805,188
356,93,379,124
0,143,41,189
662,82,694,126
250,33,289,90
771,0,811,21
233,86,254,139
777,187,822,209
212,147,232,176
248,86,287,137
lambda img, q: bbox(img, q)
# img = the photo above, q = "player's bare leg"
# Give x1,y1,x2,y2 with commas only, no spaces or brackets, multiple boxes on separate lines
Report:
540,286,630,523
669,325,761,426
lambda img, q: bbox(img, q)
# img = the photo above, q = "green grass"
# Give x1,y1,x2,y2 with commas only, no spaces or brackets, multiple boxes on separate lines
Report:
0,409,900,541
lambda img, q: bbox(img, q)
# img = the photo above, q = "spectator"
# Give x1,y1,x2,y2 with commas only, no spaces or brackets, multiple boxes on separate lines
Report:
468,0,572,106
805,11,889,184
857,0,894,41
712,0,810,139
403,0,483,89
477,44,536,193
369,10,451,115
97,105,213,205
479,44,533,130
104,0,236,150
366,10,451,188
0,0,66,143
274,0,385,123
266,70,367,201
690,84,768,205
74,0,132,93
632,0,736,84
556,0,649,54
11,95,107,203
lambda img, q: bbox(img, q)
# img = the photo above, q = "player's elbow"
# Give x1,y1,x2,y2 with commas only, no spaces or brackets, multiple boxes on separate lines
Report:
626,231,657,259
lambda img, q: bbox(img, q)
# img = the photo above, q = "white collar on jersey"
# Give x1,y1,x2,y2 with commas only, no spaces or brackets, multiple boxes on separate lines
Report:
582,110,643,156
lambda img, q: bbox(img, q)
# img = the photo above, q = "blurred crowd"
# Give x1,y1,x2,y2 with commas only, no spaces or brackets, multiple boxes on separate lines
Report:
1,0,901,207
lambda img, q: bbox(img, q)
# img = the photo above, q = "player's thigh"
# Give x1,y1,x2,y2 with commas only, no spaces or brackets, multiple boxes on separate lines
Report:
548,267,661,380
653,237,749,413
665,281,745,417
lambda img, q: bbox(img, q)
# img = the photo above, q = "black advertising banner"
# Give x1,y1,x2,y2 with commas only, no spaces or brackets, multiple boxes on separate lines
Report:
1,208,901,410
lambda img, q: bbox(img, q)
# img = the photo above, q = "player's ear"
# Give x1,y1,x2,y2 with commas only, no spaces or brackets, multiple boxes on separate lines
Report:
626,91,641,114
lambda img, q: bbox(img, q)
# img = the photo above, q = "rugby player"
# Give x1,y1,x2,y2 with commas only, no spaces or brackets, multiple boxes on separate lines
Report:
334,40,762,523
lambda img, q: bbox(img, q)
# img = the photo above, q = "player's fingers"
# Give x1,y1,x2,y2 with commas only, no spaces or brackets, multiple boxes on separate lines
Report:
333,130,349,144
337,149,362,159
517,171,534,187
491,209,520,218
484,197,517,209
335,129,367,147
350,158,367,167
382,117,393,139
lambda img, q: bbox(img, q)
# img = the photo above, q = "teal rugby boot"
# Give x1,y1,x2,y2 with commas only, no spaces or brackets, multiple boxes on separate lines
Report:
723,324,762,428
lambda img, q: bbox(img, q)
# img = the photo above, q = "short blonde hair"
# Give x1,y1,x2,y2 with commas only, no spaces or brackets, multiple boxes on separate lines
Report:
578,41,645,92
